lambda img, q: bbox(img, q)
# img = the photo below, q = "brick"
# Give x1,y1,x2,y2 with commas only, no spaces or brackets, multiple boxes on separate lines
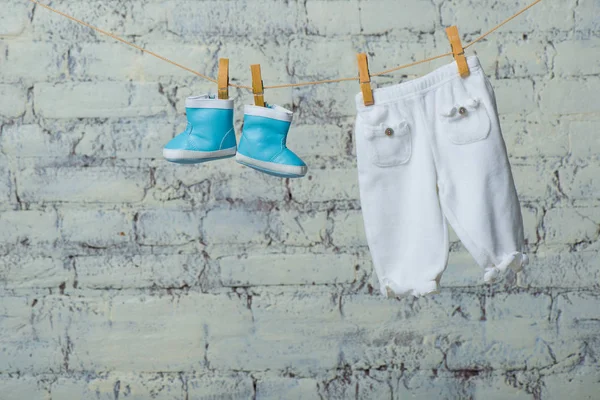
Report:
331,210,367,247
446,293,556,370
340,293,481,369
74,254,201,289
539,78,600,115
569,120,600,158
556,292,600,337
270,210,328,246
167,1,300,37
203,208,269,245
208,290,342,373
17,167,149,203
0,376,47,400
187,376,254,400
562,163,600,200
57,293,251,371
472,375,534,400
490,79,535,115
90,257,174,292
60,209,133,247
0,1,29,36
292,82,360,121
446,323,556,370
498,38,549,78
0,84,27,118
362,36,439,79
34,82,169,119
0,41,67,83
325,372,393,399
66,42,151,81
574,0,600,32
0,155,11,203
0,210,59,246
1,256,70,289
541,367,600,400
342,292,482,327
289,38,357,80
359,0,436,34
31,1,165,39
140,43,218,80
149,163,219,206
154,161,230,189
220,253,356,286
1,123,78,158
74,118,175,159
0,296,62,372
554,39,600,76
500,116,569,158
287,124,347,158
306,1,360,35
136,209,202,245
52,375,184,400
396,372,468,400
522,205,539,245
218,40,291,92
289,169,359,203
486,293,551,320
256,378,319,400
512,164,555,200
68,42,218,81
440,0,575,33
543,207,600,244
212,170,287,202
519,251,600,288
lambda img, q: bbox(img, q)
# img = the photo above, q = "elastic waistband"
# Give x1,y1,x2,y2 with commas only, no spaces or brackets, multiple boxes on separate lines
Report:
355,56,482,110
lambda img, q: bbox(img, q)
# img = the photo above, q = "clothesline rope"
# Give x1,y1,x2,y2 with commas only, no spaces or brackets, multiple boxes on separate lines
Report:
29,0,543,90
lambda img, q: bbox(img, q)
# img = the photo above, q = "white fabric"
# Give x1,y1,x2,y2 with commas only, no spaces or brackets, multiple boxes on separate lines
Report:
186,94,233,109
244,104,293,122
354,56,528,299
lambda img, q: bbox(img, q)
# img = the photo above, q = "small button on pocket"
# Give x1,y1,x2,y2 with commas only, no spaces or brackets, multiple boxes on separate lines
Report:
363,121,411,167
440,98,491,145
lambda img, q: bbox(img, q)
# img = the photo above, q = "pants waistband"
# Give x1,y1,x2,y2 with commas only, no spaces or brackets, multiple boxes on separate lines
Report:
355,56,482,110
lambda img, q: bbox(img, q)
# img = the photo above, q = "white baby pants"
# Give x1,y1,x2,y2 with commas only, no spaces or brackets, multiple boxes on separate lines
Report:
354,56,528,298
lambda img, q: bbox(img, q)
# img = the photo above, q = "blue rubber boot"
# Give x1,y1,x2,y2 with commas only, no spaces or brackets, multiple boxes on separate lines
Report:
163,94,236,164
235,104,307,178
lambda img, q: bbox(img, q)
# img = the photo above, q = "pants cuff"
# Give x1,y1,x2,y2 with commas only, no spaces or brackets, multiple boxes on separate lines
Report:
380,278,440,299
483,251,528,283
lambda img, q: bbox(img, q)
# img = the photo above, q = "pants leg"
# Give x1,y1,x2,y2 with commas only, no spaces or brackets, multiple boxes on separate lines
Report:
355,99,448,297
424,65,528,282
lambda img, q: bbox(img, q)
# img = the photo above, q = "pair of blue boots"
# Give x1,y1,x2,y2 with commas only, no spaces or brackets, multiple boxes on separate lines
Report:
163,95,307,178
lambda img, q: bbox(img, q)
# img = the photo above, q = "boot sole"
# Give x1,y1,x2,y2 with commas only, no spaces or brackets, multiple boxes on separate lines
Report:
235,153,307,178
163,147,237,164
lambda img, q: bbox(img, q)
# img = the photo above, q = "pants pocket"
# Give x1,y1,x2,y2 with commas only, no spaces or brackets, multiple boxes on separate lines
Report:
439,97,491,145
362,120,412,167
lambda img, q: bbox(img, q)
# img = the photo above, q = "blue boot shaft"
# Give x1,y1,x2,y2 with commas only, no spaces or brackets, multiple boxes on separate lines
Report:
168,107,235,152
163,95,236,164
236,105,307,178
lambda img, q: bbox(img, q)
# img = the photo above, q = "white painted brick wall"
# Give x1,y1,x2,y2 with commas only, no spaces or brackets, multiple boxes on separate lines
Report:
1,0,599,398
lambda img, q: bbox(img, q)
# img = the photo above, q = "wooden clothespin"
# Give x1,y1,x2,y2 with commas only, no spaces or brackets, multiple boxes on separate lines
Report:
217,58,229,99
446,26,470,78
250,64,265,107
356,53,374,106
